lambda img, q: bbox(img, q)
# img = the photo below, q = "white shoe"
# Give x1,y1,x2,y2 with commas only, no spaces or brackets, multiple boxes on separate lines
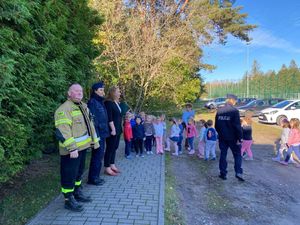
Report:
172,152,179,156
150,151,153,155
188,150,195,155
164,148,170,151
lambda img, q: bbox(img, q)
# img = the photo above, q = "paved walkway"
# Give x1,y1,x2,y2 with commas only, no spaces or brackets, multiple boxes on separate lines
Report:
27,145,165,225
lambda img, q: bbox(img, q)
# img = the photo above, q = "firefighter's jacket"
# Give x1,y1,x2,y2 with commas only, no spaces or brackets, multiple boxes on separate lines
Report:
54,99,100,155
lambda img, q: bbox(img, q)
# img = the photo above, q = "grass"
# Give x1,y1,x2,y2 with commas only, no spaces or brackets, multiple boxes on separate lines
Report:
0,151,91,225
165,154,185,225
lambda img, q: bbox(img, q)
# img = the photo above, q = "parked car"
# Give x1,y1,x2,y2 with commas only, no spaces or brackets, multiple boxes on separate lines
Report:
258,100,300,125
238,98,285,117
237,98,256,106
204,97,226,109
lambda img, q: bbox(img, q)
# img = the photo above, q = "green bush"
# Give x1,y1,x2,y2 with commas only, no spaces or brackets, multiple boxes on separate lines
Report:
0,0,103,183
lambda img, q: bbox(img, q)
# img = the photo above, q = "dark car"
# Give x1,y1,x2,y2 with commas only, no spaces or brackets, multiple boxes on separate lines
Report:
237,98,285,117
236,98,256,106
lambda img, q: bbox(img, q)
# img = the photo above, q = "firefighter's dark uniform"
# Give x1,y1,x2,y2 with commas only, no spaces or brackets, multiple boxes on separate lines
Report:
215,102,243,179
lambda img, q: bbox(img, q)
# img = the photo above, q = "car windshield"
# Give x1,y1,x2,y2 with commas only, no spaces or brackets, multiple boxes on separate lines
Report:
215,98,225,102
272,100,293,108
244,100,256,107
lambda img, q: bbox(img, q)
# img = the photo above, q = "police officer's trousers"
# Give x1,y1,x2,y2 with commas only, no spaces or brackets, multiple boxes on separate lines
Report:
219,140,243,176
88,138,105,182
60,149,87,197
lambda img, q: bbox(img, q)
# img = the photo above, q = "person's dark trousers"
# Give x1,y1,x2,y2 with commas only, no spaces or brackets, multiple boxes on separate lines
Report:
88,138,105,182
125,139,132,157
134,138,144,155
182,122,189,148
131,141,135,152
219,140,243,176
61,149,87,197
178,135,183,152
104,134,121,167
145,135,153,152
152,136,156,147
187,137,194,150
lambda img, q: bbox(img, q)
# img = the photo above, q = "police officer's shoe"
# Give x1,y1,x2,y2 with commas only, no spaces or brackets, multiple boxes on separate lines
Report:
64,195,84,212
87,178,105,186
218,174,227,180
74,187,92,203
235,173,245,182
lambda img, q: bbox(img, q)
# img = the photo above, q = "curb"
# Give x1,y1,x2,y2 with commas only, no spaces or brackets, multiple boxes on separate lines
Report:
158,154,165,225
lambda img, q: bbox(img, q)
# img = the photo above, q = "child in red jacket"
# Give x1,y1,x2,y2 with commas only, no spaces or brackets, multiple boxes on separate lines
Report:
124,113,133,159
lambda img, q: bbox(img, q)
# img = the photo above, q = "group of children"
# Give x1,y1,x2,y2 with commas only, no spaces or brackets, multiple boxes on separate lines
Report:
123,111,220,161
123,112,167,158
123,109,300,167
272,118,300,167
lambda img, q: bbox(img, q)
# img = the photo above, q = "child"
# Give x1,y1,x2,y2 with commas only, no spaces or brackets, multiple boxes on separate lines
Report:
279,118,300,167
177,118,184,155
153,117,164,154
161,114,168,150
144,115,155,154
241,116,253,160
130,114,137,152
186,118,198,155
123,113,133,159
272,118,290,162
166,118,181,156
133,117,145,157
204,120,218,160
197,119,206,159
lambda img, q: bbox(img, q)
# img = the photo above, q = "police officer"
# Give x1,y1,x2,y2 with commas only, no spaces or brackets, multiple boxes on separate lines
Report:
54,84,100,211
215,94,244,181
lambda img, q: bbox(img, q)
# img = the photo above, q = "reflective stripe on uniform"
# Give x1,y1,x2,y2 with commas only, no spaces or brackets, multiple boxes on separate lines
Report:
74,134,92,147
59,137,76,148
55,118,72,126
63,137,76,146
71,110,82,117
61,187,74,194
75,180,81,186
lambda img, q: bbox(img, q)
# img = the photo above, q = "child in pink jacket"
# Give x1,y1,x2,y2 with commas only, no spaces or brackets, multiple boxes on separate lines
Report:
280,118,300,167
186,118,198,155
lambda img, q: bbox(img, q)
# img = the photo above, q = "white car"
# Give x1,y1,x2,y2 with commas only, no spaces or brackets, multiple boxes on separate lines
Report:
204,97,226,109
258,100,300,125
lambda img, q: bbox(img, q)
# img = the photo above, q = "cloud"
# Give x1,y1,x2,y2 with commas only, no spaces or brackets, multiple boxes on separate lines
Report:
249,29,300,53
294,17,300,27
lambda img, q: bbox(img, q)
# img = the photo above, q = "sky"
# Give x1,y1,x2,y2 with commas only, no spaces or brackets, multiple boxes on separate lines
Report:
202,0,300,82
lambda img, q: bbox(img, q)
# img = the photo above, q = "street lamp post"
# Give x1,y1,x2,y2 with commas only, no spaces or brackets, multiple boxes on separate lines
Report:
246,43,250,97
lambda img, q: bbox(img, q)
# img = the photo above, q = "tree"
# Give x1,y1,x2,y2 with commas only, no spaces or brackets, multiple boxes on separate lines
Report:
90,0,255,111
0,0,103,183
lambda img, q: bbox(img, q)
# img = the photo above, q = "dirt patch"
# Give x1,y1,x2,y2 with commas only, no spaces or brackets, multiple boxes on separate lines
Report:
169,114,300,225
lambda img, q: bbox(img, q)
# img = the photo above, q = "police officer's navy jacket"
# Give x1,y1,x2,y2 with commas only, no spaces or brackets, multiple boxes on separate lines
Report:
88,93,110,139
215,103,242,141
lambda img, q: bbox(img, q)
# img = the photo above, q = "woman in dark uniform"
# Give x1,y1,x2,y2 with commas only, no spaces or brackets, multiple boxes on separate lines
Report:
104,86,122,176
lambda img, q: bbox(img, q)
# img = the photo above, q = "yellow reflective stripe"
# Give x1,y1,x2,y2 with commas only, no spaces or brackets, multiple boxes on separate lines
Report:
55,118,72,126
76,137,92,147
61,187,74,194
63,137,75,146
75,180,81,186
71,111,82,117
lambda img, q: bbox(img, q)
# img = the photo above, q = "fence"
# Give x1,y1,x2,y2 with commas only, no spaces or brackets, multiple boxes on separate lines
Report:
206,76,300,100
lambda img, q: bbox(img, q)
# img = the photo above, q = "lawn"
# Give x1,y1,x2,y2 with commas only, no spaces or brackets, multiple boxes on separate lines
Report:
0,152,91,225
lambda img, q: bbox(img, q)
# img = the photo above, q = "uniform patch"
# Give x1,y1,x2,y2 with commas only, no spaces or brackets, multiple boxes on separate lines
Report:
57,111,65,116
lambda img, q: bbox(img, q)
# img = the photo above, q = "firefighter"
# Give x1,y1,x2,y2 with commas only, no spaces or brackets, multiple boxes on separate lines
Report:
215,94,244,181
54,84,100,211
